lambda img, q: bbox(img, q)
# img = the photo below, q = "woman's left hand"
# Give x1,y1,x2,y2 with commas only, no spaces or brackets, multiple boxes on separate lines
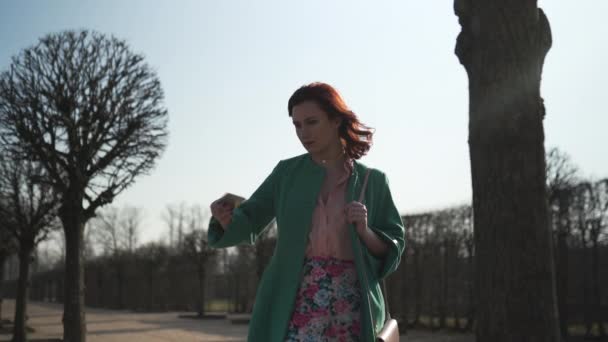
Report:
344,201,368,233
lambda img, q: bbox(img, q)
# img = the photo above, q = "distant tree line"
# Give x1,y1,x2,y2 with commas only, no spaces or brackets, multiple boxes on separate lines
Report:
4,148,606,339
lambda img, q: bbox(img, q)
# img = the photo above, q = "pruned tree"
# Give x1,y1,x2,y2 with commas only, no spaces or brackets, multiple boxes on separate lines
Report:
0,30,168,341
444,204,474,332
546,147,580,201
162,202,187,251
0,153,60,342
585,179,608,338
545,147,580,337
0,216,18,328
93,205,141,255
454,1,560,341
135,241,169,311
91,205,142,309
182,205,217,317
254,219,277,282
402,212,433,327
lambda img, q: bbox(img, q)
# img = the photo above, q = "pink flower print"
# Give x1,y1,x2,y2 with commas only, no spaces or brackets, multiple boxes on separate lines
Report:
326,263,345,277
333,299,349,314
303,284,319,298
311,308,329,318
325,323,338,338
311,267,326,281
294,294,304,307
292,312,311,328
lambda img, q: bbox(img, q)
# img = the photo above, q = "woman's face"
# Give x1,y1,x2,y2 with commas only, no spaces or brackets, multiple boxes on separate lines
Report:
291,100,341,154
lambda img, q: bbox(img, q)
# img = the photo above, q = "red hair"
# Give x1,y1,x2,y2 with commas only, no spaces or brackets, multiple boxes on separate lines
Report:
287,82,374,160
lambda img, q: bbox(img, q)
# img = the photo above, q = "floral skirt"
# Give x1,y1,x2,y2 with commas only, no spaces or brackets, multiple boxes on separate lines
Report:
284,256,362,342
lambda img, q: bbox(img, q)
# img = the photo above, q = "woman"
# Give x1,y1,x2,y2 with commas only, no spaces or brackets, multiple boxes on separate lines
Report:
208,82,405,341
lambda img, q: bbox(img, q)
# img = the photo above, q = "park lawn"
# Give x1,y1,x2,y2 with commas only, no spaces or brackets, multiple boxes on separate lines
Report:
205,299,231,312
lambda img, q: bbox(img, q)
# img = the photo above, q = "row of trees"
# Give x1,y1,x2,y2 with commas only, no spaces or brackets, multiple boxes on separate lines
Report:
0,201,220,330
0,29,169,342
7,155,606,339
0,3,601,342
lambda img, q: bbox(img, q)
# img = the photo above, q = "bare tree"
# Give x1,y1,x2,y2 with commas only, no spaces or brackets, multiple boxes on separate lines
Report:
135,241,169,311
183,205,217,316
83,222,97,261
431,210,451,330
93,206,121,255
0,30,168,341
586,179,608,338
0,219,18,328
546,147,580,200
0,153,60,342
443,204,473,332
93,205,142,255
254,220,277,283
91,205,141,309
122,206,141,253
402,213,433,327
545,147,580,338
162,202,187,250
454,1,560,341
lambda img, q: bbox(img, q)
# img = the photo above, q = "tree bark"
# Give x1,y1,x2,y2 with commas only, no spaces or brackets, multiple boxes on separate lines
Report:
12,243,33,342
455,1,560,341
61,202,87,342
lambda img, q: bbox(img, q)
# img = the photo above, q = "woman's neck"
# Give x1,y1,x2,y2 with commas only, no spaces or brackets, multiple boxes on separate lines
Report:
311,147,346,169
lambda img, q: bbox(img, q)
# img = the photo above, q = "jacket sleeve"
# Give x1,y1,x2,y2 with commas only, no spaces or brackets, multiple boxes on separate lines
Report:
207,160,283,248
366,171,406,280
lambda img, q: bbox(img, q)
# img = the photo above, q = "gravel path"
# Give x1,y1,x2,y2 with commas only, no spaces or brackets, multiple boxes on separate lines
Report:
0,300,474,341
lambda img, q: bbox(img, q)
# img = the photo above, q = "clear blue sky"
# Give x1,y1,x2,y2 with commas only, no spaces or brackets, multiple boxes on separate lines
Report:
1,1,606,244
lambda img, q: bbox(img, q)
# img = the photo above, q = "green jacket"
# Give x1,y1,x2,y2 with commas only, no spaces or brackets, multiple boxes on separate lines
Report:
208,153,405,341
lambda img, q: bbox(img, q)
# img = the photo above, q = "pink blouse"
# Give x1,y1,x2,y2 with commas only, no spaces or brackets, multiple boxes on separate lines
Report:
304,158,355,261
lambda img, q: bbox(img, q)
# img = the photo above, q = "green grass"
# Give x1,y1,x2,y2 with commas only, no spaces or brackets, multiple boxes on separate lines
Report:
567,322,608,336
205,299,231,313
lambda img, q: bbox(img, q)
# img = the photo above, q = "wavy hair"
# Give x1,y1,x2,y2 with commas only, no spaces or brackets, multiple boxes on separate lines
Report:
287,82,374,160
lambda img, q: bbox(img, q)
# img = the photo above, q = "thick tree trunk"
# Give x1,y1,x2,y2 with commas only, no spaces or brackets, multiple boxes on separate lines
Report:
13,243,33,342
455,1,560,341
61,208,87,342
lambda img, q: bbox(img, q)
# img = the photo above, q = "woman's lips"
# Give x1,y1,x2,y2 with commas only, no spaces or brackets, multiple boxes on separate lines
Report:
303,141,314,147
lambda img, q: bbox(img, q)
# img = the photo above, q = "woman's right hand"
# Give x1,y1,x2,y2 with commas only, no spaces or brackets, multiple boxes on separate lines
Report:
210,198,234,229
